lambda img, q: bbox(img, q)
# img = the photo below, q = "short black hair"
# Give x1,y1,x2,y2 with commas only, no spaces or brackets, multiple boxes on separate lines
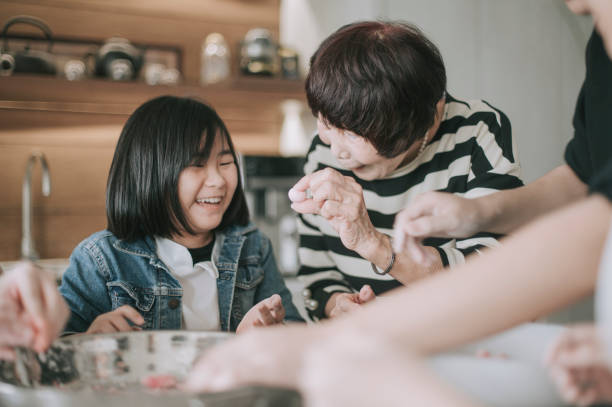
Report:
306,20,446,158
107,95,249,241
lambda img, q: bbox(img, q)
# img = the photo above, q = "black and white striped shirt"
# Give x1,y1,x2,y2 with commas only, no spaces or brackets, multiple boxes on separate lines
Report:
297,95,523,320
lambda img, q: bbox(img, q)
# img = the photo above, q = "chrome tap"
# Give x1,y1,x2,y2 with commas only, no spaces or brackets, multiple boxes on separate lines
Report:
21,153,51,261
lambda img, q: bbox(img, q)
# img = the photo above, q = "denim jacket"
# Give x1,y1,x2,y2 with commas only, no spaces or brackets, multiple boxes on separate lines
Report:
59,222,303,333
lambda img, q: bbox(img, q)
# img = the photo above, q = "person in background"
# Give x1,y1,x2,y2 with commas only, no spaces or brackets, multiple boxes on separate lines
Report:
288,20,522,321
59,96,302,335
178,0,612,404
0,262,69,360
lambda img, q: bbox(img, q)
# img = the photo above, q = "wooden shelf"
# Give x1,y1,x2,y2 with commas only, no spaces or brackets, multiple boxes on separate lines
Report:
0,74,307,153
0,74,305,107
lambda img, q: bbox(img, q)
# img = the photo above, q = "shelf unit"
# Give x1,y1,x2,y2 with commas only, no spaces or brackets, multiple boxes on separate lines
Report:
0,74,306,153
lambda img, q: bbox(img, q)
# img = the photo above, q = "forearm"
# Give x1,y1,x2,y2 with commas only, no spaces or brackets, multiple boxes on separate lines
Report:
478,164,587,234
338,194,611,354
364,232,444,285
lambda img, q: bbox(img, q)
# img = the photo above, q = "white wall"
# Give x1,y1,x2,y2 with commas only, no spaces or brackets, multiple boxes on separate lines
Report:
281,0,594,182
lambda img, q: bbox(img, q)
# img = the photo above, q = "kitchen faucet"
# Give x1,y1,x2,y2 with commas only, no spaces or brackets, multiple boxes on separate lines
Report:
21,152,51,261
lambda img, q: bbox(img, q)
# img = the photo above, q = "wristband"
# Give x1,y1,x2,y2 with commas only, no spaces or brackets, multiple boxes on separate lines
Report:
371,250,396,275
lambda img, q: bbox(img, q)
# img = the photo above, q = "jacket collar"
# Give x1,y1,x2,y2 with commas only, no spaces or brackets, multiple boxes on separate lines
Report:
112,235,158,259
217,221,257,238
111,222,256,260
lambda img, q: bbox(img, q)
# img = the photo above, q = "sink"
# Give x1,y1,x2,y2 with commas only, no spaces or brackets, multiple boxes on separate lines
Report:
0,258,69,283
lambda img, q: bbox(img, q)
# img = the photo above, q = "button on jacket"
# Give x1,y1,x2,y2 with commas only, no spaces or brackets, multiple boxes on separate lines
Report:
59,222,303,333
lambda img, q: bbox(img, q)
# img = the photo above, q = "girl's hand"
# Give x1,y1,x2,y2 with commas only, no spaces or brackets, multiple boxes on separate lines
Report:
236,294,285,334
325,285,375,319
545,324,612,406
86,305,144,334
289,168,380,258
0,262,69,359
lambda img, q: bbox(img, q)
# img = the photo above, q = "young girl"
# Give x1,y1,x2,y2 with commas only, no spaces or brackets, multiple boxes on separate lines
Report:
59,96,303,334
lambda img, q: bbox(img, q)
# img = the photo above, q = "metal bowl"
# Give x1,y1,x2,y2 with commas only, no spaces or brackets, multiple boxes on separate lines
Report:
0,330,301,407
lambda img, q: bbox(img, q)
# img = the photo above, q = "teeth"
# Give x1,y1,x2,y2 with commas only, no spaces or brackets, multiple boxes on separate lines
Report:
197,197,222,204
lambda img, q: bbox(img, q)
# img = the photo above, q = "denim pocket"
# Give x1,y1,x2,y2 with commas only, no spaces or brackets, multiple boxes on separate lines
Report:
107,281,155,329
235,260,264,290
232,262,265,327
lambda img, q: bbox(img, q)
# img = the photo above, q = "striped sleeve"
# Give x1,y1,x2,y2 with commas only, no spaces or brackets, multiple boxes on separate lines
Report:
296,213,355,320
436,103,523,266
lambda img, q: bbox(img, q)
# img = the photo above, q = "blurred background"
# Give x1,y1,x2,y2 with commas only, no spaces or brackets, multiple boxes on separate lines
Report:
0,0,593,305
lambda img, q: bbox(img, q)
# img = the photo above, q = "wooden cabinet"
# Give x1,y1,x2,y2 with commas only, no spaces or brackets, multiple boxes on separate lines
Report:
0,0,308,260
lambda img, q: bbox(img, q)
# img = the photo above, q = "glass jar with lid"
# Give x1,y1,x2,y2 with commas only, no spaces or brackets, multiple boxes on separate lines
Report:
201,32,230,85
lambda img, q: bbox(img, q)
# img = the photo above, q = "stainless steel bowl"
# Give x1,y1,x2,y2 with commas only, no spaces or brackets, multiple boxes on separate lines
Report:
0,330,301,407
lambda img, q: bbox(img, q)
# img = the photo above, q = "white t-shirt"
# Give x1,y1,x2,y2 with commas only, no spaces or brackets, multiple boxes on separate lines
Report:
155,237,221,331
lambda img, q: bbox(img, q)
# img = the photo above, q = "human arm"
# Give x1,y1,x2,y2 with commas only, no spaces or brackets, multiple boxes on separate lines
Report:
418,111,524,266
467,164,585,234
291,168,444,287
0,262,69,359
394,164,587,264
394,107,585,264
346,194,610,354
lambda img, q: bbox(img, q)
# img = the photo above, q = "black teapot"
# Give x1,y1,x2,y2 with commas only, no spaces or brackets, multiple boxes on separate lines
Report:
0,15,57,76
94,37,143,81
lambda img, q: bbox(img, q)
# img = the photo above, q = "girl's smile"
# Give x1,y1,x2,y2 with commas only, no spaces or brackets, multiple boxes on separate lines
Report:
175,135,238,247
196,196,223,204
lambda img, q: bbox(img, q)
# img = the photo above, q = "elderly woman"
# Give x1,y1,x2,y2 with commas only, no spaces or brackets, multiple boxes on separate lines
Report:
289,20,523,321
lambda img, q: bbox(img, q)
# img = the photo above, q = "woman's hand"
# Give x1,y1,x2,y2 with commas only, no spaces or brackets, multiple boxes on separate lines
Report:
325,285,375,318
546,324,612,406
236,294,285,334
0,262,69,359
393,191,483,265
86,305,144,334
289,168,381,258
